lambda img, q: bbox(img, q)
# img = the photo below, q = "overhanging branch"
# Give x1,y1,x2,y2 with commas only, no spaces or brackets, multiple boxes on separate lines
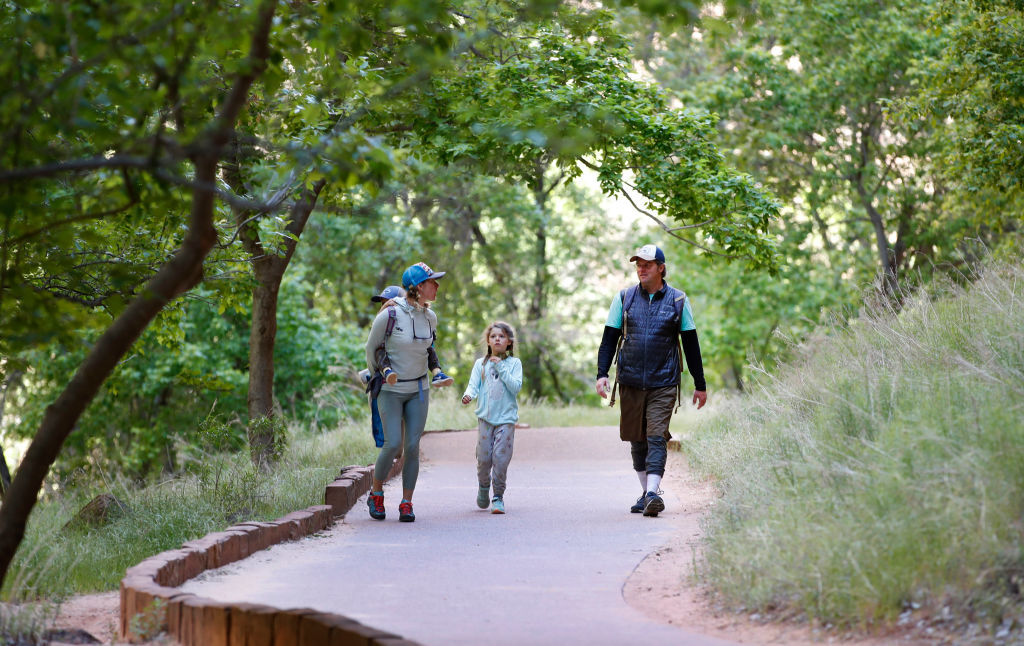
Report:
576,157,739,259
616,186,739,258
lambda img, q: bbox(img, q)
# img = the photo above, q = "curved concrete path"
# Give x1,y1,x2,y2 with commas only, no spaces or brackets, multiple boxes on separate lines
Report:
181,426,740,646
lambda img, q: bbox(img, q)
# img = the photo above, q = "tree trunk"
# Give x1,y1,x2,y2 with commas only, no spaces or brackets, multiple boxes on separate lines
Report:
0,371,22,497
470,223,519,317
730,359,745,392
893,201,913,274
243,181,325,465
852,123,897,294
247,260,283,464
525,234,547,394
856,182,897,294
0,450,10,500
524,159,563,399
541,352,567,401
0,0,278,588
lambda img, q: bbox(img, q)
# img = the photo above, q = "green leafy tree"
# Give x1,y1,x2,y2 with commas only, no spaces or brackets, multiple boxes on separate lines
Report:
214,0,463,464
654,0,955,292
336,164,622,399
919,0,1024,195
0,0,280,585
229,2,779,409
6,276,363,479
621,0,1022,380
1,0,521,584
902,0,1024,249
407,9,779,395
667,215,857,390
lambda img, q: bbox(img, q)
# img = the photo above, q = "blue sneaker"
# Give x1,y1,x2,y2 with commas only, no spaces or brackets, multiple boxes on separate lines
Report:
431,371,454,388
630,493,646,514
490,497,505,514
477,484,490,509
642,491,664,517
367,492,385,520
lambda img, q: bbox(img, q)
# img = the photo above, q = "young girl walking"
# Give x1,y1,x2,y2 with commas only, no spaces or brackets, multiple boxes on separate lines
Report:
461,321,523,514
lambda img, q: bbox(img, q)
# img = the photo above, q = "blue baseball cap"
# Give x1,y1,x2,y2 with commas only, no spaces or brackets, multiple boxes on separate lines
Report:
629,244,665,264
402,262,446,289
370,285,404,303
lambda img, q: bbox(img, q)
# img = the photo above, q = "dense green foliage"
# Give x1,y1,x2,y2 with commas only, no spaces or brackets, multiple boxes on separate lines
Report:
618,0,1022,387
9,278,366,478
1,0,778,480
684,258,1024,631
915,0,1024,196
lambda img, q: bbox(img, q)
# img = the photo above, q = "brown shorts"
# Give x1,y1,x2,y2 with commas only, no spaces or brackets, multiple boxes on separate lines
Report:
618,384,676,442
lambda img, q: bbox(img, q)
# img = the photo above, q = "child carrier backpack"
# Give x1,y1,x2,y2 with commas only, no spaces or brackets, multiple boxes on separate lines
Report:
365,307,397,400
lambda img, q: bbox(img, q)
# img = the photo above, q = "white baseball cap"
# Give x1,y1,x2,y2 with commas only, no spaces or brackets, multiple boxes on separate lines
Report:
629,244,665,263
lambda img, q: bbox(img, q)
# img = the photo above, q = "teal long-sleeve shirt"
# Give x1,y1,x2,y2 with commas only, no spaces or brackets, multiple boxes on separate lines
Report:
462,356,523,425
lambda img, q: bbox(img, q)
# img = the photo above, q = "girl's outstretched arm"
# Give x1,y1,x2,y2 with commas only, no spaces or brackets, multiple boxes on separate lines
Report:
462,359,483,403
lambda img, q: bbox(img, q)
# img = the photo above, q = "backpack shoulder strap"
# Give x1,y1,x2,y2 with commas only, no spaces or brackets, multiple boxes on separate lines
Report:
425,307,437,342
377,306,397,353
621,285,638,314
610,286,638,408
384,306,397,339
670,287,687,413
671,287,687,320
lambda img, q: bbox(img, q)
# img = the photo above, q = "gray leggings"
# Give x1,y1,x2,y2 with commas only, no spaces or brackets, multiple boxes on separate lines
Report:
374,388,429,491
476,421,515,497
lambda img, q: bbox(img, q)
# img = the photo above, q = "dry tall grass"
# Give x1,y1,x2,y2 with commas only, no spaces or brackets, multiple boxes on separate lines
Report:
683,260,1024,635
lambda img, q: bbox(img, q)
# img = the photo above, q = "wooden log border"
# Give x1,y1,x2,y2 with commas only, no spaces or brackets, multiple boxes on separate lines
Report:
119,459,420,645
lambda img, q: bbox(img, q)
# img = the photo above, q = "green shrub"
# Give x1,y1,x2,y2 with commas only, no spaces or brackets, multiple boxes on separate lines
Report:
7,278,369,481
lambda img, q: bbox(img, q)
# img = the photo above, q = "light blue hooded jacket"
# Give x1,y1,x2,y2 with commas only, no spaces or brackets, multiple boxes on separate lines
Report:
462,356,523,425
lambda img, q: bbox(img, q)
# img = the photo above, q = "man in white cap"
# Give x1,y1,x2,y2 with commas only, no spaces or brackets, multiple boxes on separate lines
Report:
595,244,707,517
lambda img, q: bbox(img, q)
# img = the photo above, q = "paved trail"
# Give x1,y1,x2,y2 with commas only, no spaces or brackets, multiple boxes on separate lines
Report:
181,426,740,646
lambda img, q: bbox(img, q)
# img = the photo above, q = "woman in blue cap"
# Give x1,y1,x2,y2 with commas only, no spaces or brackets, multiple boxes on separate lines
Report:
364,262,447,522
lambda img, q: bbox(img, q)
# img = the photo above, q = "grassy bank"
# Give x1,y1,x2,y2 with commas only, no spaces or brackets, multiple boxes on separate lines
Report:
682,260,1024,635
4,424,379,601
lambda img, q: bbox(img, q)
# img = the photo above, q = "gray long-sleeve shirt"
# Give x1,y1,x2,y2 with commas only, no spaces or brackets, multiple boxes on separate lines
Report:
365,297,437,394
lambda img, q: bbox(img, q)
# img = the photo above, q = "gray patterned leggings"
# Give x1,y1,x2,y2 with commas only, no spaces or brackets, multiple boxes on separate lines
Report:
476,420,516,498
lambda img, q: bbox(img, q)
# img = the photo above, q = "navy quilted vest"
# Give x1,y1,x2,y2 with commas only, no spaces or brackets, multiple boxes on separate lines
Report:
617,283,683,390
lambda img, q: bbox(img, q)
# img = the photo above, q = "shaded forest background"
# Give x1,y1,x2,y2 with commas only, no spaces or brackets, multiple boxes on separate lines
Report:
0,0,1020,541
